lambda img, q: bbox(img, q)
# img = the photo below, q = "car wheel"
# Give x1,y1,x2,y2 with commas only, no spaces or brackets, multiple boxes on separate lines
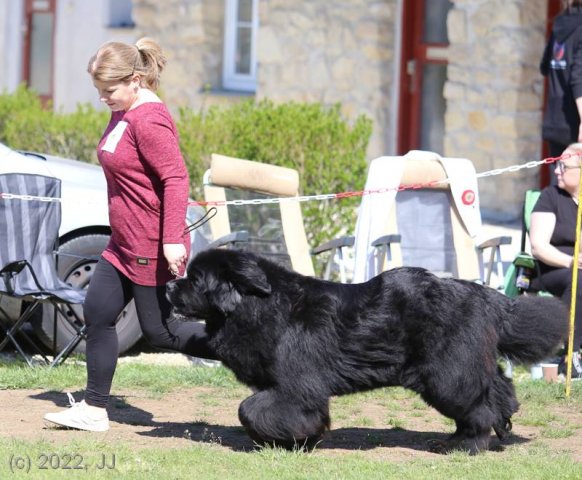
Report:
30,233,142,355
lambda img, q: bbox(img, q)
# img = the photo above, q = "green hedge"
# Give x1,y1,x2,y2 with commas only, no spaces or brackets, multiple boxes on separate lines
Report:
0,87,372,256
0,85,108,164
177,100,372,249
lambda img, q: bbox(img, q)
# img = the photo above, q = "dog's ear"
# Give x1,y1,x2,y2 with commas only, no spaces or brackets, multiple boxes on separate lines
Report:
228,255,272,296
209,283,242,316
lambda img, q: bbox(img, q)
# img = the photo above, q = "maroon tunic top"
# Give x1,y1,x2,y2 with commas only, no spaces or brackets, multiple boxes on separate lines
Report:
97,102,190,286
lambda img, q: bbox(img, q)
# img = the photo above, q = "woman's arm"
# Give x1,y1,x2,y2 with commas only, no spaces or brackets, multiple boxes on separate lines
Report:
530,211,578,268
134,109,190,273
540,36,552,76
572,32,582,140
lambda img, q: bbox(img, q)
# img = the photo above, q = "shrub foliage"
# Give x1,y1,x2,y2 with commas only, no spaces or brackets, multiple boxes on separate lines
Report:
0,85,108,164
177,100,372,248
0,87,372,250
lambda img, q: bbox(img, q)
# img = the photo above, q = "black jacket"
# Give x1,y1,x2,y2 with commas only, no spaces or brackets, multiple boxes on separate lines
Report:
540,10,582,145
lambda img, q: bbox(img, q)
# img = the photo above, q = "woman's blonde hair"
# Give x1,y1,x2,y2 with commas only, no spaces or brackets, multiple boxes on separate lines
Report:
87,37,167,90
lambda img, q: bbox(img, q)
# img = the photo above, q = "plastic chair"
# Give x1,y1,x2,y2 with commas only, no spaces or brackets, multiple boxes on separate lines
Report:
0,173,86,367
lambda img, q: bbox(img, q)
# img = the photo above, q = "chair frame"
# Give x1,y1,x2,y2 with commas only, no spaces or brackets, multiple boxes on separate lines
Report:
0,173,86,367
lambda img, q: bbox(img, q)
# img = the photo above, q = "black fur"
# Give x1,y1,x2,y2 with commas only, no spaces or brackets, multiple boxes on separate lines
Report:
166,248,569,453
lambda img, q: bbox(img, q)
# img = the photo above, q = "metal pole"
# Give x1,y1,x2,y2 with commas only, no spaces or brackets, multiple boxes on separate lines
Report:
566,159,582,397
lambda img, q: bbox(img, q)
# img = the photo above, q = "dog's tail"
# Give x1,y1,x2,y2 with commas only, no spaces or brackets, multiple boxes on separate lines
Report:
497,295,569,364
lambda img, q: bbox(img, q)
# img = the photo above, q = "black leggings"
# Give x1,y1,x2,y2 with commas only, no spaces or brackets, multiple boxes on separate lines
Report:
83,258,218,408
533,267,582,352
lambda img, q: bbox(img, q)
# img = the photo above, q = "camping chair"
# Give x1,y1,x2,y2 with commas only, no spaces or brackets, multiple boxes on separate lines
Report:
343,151,512,286
500,189,557,378
0,173,86,367
503,189,548,297
202,154,315,276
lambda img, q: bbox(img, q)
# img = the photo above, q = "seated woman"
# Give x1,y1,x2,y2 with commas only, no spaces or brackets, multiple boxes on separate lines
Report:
530,142,582,378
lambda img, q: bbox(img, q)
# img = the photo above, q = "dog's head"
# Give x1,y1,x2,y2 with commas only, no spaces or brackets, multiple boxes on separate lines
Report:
166,248,272,319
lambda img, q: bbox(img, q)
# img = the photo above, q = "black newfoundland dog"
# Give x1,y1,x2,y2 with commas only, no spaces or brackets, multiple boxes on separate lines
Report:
166,248,568,454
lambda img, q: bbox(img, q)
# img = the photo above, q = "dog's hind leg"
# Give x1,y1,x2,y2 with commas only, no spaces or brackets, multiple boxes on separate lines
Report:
419,381,495,453
424,368,519,454
447,371,518,453
238,390,330,451
490,366,519,441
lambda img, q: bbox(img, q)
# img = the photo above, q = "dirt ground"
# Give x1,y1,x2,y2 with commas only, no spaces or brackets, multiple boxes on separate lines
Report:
1,383,581,462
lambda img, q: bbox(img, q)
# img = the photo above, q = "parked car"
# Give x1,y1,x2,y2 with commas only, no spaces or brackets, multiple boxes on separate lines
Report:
0,142,210,355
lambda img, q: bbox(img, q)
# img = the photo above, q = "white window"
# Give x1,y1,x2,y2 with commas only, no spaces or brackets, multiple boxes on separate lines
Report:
223,0,258,92
106,0,134,28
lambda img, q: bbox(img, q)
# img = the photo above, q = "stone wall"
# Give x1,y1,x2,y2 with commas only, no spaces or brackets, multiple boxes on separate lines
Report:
256,0,399,159
132,0,228,110
132,0,550,221
446,0,548,220
133,0,399,159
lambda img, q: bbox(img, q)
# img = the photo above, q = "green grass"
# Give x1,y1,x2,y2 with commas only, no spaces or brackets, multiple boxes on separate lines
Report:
0,438,580,480
0,360,242,392
541,425,575,439
0,359,581,479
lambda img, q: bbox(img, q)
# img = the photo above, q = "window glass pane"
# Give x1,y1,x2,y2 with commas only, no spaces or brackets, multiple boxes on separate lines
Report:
107,0,134,27
223,0,256,91
236,26,252,74
238,0,253,23
423,0,453,44
29,12,53,96
420,63,447,154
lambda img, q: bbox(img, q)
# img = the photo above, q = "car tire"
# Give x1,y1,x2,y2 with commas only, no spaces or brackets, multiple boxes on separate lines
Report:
30,233,142,355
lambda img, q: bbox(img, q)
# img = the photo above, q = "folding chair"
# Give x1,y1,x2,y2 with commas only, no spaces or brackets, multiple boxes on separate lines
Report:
336,151,512,286
0,173,86,367
500,189,557,378
503,189,548,297
202,154,315,276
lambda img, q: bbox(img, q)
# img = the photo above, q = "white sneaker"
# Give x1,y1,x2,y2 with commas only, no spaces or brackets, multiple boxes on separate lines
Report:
44,393,109,432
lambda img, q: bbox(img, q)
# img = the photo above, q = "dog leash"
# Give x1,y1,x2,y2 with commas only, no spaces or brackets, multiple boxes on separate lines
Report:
184,207,217,235
170,207,217,279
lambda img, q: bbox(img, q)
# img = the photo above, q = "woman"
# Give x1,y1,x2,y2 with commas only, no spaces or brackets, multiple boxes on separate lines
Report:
530,142,582,377
540,0,582,160
44,38,218,431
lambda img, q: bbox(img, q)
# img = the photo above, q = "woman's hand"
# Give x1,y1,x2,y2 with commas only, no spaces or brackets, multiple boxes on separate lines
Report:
163,243,187,275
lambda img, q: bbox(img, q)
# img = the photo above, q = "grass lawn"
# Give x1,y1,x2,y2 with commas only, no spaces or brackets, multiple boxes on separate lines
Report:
0,358,581,479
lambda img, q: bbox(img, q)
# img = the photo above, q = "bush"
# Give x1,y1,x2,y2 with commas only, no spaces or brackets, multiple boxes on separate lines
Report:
177,99,372,249
0,84,108,164
0,85,41,141
0,88,372,255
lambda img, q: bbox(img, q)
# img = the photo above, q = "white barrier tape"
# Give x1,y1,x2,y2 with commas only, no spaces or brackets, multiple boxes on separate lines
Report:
0,154,569,206
0,192,61,202
193,157,553,207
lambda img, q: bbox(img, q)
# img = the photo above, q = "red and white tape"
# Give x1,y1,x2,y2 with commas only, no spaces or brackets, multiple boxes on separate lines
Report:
0,153,574,205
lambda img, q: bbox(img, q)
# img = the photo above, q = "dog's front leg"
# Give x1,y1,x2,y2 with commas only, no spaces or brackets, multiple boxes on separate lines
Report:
238,390,330,451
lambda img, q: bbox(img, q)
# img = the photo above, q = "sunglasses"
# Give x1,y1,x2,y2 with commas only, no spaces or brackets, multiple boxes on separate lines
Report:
556,160,581,174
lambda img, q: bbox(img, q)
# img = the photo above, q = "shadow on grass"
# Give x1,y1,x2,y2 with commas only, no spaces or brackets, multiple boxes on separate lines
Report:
31,389,253,452
31,390,531,454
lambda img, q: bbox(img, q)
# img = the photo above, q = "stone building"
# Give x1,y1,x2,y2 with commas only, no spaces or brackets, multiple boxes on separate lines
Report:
0,0,564,221
130,0,558,222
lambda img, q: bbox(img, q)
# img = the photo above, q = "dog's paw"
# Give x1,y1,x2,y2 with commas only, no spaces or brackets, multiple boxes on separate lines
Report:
427,435,490,455
427,438,450,454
